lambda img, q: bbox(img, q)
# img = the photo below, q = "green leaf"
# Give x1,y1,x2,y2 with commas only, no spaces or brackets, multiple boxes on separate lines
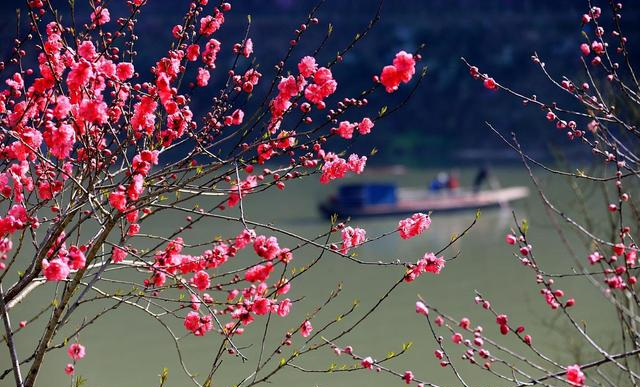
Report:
159,367,169,387
386,351,395,358
521,219,529,234
402,341,413,351
378,106,388,117
475,209,481,220
279,358,286,367
247,14,252,24
74,375,87,387
328,23,333,35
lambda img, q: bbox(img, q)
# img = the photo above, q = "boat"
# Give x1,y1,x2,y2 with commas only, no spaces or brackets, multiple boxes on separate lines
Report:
319,183,529,218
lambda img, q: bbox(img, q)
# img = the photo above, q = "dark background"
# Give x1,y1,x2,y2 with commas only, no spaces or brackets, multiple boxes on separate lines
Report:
1,0,638,166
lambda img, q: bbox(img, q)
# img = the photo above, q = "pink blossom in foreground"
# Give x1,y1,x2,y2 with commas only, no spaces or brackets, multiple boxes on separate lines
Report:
277,298,291,317
361,356,374,369
340,226,366,254
90,7,110,25
108,191,127,212
380,51,416,92
42,258,70,281
196,67,210,87
184,311,213,336
566,364,585,386
64,364,74,375
191,270,211,291
358,117,374,135
234,228,257,249
335,121,356,139
404,252,445,282
301,320,313,337
403,370,414,384
415,301,429,316
298,56,317,77
253,235,281,260
67,343,86,360
116,62,134,80
398,213,431,239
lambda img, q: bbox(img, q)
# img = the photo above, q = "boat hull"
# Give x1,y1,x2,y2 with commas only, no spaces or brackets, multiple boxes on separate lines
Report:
319,186,529,218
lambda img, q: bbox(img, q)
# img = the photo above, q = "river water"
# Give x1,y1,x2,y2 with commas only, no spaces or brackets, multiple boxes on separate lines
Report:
1,167,625,387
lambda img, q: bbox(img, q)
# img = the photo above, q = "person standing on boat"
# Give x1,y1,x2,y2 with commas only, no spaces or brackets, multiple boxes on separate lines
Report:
447,171,460,191
430,172,449,192
473,166,489,193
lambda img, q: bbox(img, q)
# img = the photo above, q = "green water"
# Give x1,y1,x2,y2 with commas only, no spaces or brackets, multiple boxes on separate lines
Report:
1,167,626,387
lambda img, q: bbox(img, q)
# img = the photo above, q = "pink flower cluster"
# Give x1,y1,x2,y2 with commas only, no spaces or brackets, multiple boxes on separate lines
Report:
379,51,416,93
319,152,367,184
404,252,445,282
398,213,431,239
333,118,375,139
340,226,367,254
41,233,87,281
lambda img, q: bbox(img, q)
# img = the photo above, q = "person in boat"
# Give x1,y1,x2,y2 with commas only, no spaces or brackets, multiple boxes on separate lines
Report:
447,171,460,191
429,172,449,192
473,166,489,193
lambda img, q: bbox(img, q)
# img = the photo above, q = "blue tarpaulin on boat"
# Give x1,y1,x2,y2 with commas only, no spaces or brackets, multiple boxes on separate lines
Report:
338,184,397,207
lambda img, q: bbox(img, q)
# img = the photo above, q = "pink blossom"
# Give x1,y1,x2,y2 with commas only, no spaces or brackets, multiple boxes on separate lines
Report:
242,38,253,57
314,67,333,85
196,67,210,87
298,56,317,77
253,235,281,260
127,223,140,236
127,174,145,201
186,44,200,61
202,39,221,68
335,121,355,139
67,245,86,270
64,364,74,375
228,109,244,125
184,311,201,332
403,370,414,384
320,155,348,184
109,191,127,212
79,99,108,124
252,297,271,315
245,262,273,282
300,320,313,337
191,270,211,291
393,51,416,82
340,226,366,254
380,65,401,92
91,7,110,25
422,252,445,274
347,154,367,174
566,364,585,386
199,12,223,36
398,213,431,239
415,301,429,316
44,124,75,159
358,117,374,135
234,228,257,249
116,62,134,80
361,356,374,369
131,96,158,134
78,41,96,60
42,258,70,281
277,298,291,317
67,343,86,360
112,247,127,263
